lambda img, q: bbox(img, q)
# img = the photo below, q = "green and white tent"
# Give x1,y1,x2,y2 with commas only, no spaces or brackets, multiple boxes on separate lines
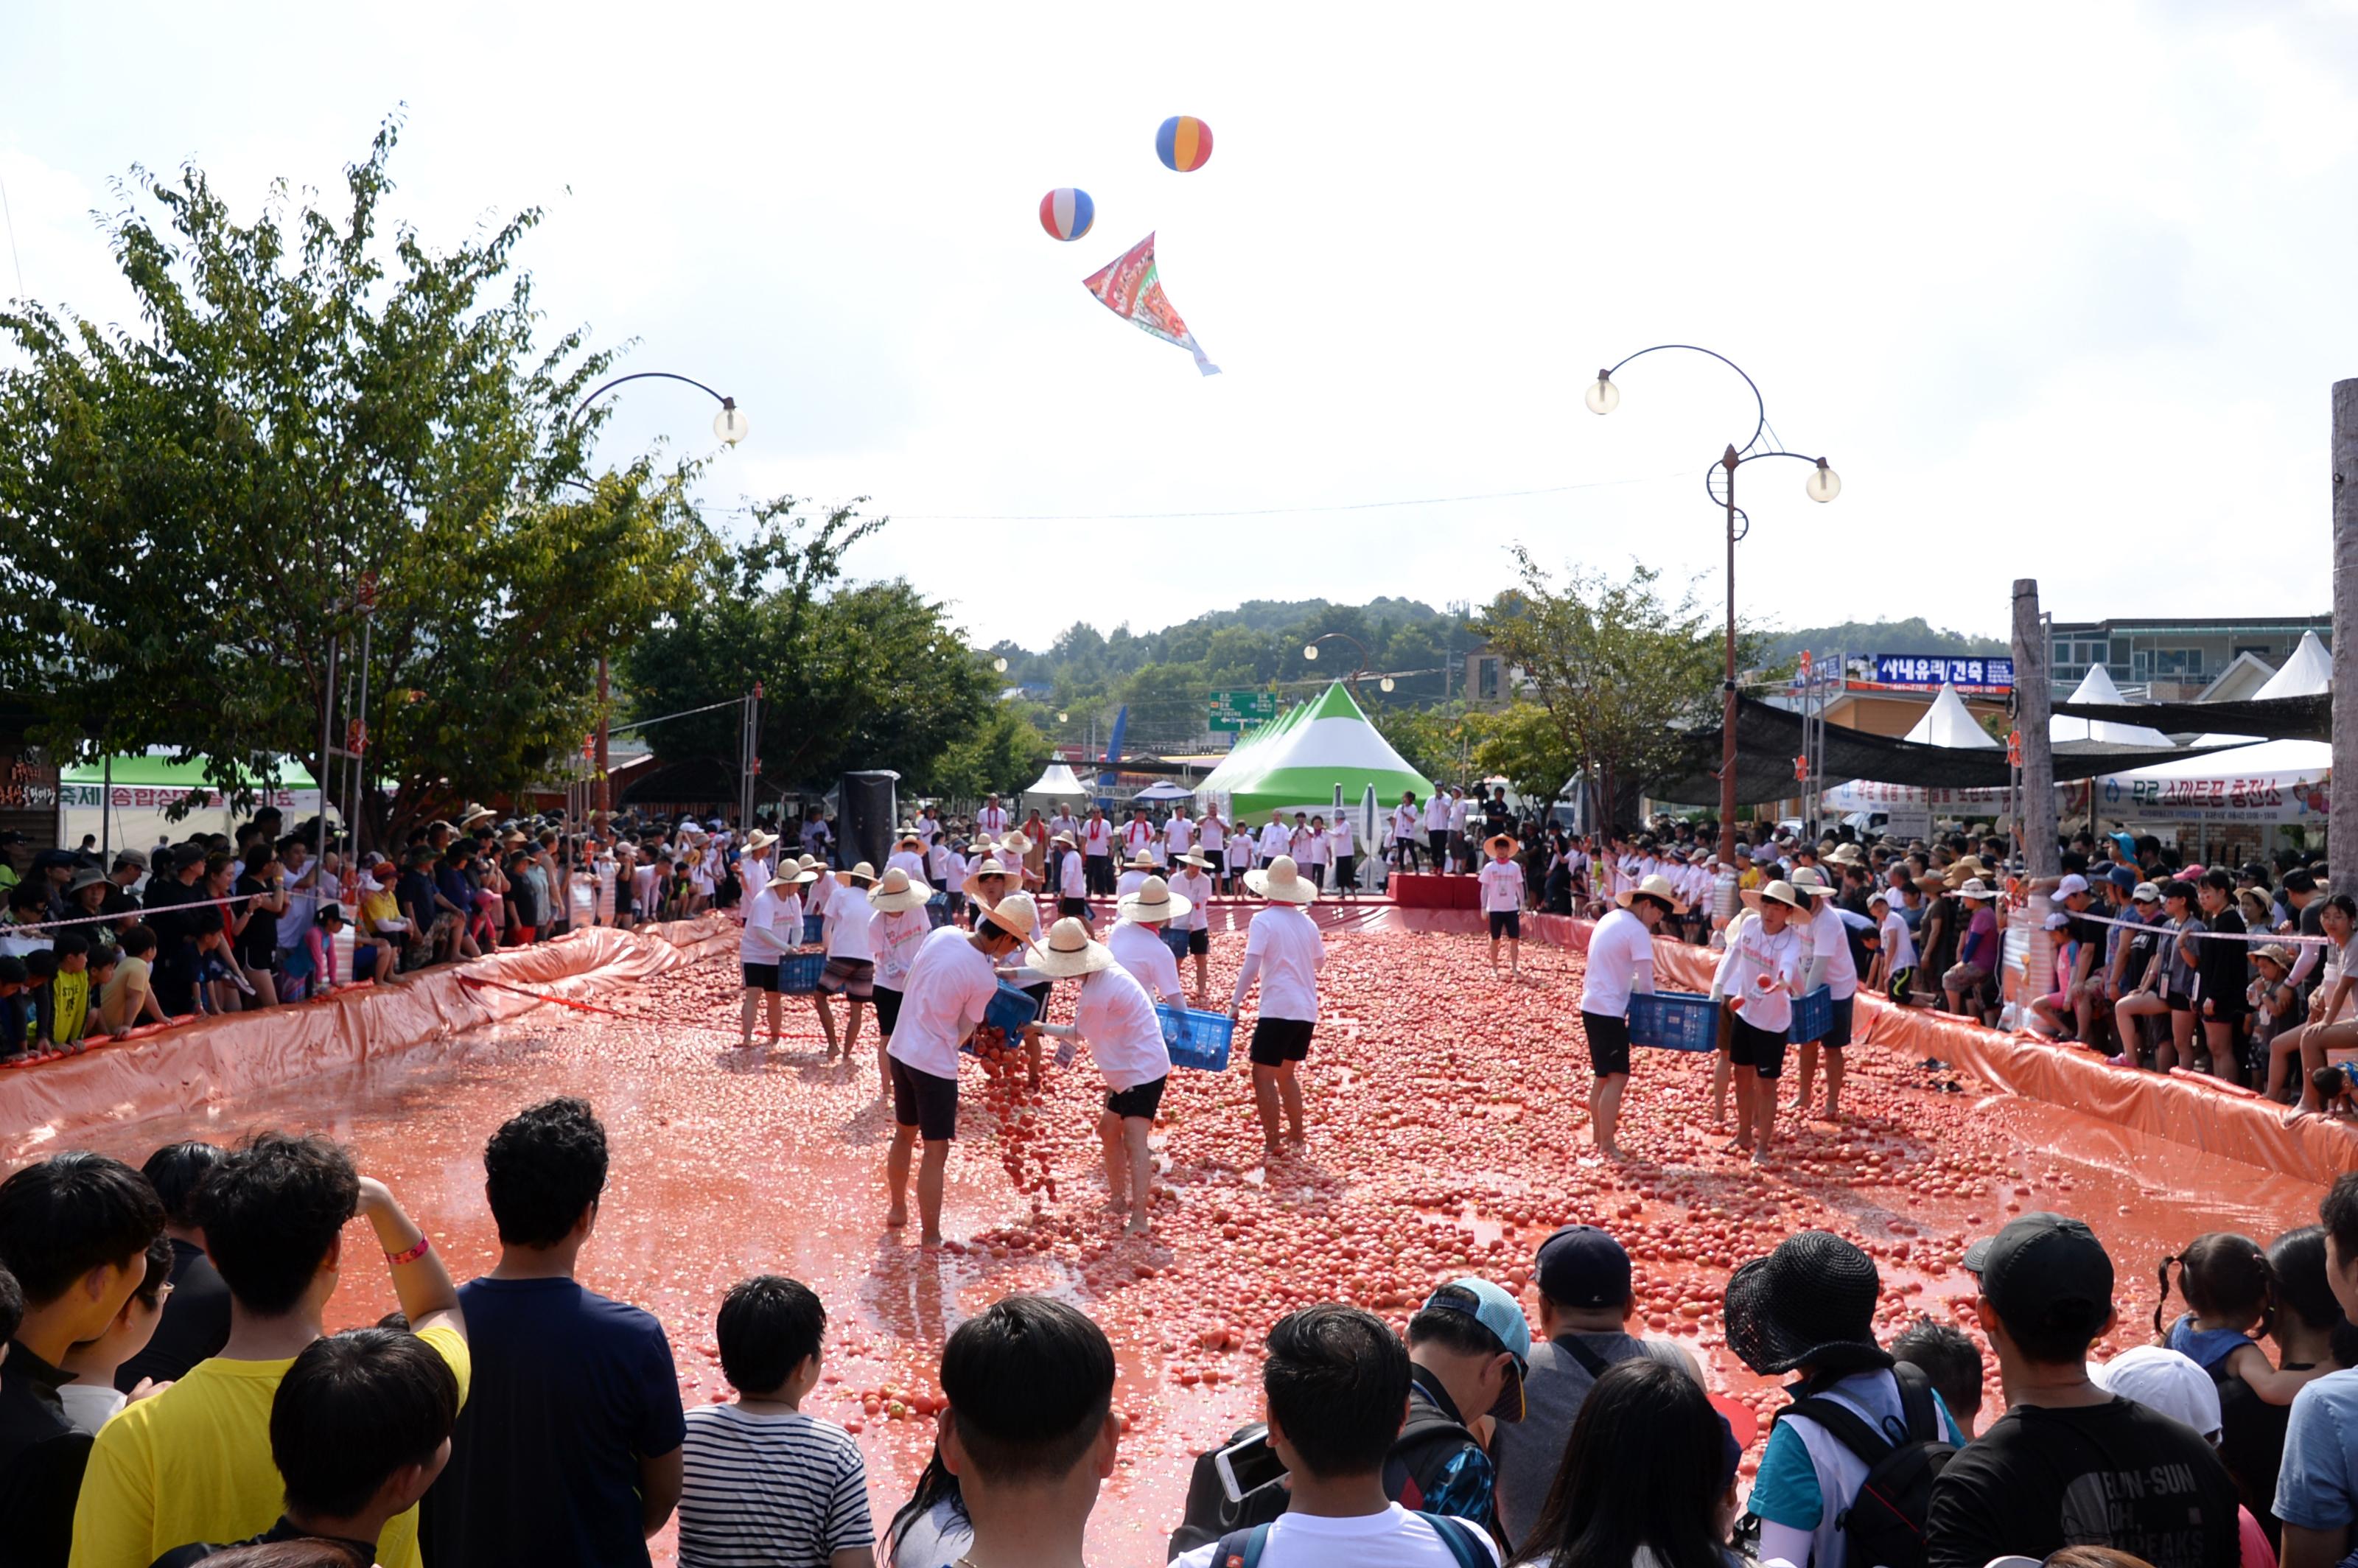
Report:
1192,682,1434,822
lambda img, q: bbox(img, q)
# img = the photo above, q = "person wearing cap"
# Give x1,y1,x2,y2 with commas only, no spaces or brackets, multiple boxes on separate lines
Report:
1785,868,1860,1122
2038,872,2107,1050
1476,832,1525,982
1710,881,1808,1162
885,894,1039,1245
1228,855,1326,1161
1021,917,1172,1237
867,866,934,1088
2107,879,2175,1067
1168,853,1217,1003
1491,1225,1698,1545
1728,1231,1967,1568
1108,877,1188,1005
1390,1279,1530,1539
1928,1214,2237,1568
737,866,808,1049
814,864,879,1062
1938,878,2002,1021
1577,874,1680,1161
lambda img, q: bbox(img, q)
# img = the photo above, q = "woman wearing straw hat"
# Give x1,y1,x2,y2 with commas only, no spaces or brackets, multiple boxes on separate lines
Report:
886,830,928,886
1786,867,1860,1124
868,865,935,1088
1227,854,1326,1159
1939,878,2002,1020
1169,851,1217,1004
1710,879,1808,1163
738,827,779,900
1477,830,1527,981
815,863,880,1061
1108,876,1189,1005
1022,917,1174,1237
886,892,1040,1244
1579,873,1683,1161
738,864,814,1049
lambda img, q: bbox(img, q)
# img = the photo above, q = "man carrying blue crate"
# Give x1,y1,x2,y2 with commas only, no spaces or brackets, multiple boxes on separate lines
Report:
1023,917,1174,1238
885,892,1040,1245
1577,872,1681,1161
1226,854,1327,1161
1108,876,1190,1006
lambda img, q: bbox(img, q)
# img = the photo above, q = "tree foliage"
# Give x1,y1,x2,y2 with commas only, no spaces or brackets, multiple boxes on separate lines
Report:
928,701,1050,802
0,118,705,839
1484,553,1740,827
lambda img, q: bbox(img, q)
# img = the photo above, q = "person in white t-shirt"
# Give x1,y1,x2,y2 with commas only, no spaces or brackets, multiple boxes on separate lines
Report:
1196,810,1228,883
1113,849,1157,901
886,896,1038,1244
1256,812,1293,869
1169,853,1217,1003
816,863,878,1062
1225,829,1255,896
1296,814,1332,886
1710,881,1808,1163
1122,807,1161,871
1164,809,1194,864
1107,878,1189,1004
1446,788,1472,875
1328,814,1358,900
1787,867,1860,1123
1867,889,1917,1005
738,868,807,1049
867,866,935,1090
1052,832,1091,922
1577,873,1680,1161
1080,807,1116,896
1392,794,1424,874
1423,791,1452,874
1475,833,1526,981
974,794,1009,840
886,830,928,886
1024,918,1174,1236
1228,855,1326,1160
1169,1304,1501,1568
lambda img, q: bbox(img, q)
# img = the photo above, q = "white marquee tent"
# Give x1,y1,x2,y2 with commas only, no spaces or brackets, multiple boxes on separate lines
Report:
2051,666,2174,749
1902,684,2004,748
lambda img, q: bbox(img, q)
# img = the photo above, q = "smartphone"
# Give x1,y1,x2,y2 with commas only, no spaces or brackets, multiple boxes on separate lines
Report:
1212,1426,1287,1504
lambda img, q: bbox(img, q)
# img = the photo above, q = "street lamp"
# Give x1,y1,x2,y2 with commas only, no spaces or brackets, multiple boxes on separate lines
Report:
1302,632,1393,696
1588,346,1839,864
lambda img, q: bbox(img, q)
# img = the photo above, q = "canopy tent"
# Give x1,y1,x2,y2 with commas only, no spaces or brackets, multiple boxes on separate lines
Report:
2050,666,2174,749
2096,631,2333,823
1192,681,1433,822
2195,631,2331,746
1902,684,2004,748
2052,691,2329,745
1130,779,1194,802
58,755,335,852
1020,763,1091,802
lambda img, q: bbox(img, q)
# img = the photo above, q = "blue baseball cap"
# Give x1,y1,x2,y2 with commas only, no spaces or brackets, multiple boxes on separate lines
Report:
1421,1277,1533,1368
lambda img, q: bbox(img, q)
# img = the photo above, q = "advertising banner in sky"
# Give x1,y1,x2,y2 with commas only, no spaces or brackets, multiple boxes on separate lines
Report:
1082,232,1220,377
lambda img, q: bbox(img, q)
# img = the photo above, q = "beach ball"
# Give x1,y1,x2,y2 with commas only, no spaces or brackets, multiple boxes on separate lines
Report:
1156,116,1214,172
1038,187,1095,241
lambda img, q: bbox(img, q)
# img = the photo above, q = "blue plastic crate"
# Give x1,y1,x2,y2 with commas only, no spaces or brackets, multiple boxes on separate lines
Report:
982,981,1038,1037
926,892,953,929
1160,926,1192,962
1155,1003,1234,1071
776,952,828,995
1625,991,1720,1053
802,913,825,946
1788,986,1833,1043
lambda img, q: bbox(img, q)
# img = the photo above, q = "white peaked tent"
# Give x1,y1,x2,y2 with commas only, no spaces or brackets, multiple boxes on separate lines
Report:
2103,631,2333,822
1020,762,1091,811
1903,684,2004,748
1192,681,1434,822
2194,631,2332,746
2051,665,2174,749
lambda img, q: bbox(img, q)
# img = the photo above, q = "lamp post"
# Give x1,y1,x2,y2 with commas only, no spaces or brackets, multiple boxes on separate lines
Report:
563,370,749,825
1586,347,1839,864
1301,632,1396,699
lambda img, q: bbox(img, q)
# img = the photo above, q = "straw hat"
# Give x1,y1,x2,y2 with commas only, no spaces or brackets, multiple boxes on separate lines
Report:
1484,832,1519,857
458,803,497,830
768,866,817,889
997,830,1034,858
1953,878,1997,903
1029,916,1116,979
745,828,778,853
2254,943,2295,970
1742,880,1810,913
1616,874,1687,915
1124,848,1158,872
1176,850,1216,869
1914,874,1948,897
1787,867,1841,900
797,854,822,872
979,892,1043,942
1052,831,1079,850
1824,843,1864,867
869,866,933,913
837,861,878,889
961,858,1018,901
1244,855,1318,904
1118,875,1193,925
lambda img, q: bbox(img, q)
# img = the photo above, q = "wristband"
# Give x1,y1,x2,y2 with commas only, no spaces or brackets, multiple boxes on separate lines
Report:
385,1235,433,1267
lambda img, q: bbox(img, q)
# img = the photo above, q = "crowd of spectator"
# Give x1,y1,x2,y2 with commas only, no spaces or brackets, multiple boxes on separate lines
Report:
4,1091,2356,1568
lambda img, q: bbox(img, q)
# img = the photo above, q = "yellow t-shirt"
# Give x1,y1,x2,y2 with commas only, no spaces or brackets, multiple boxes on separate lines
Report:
70,1323,470,1568
49,966,91,1044
99,956,150,1034
359,886,400,939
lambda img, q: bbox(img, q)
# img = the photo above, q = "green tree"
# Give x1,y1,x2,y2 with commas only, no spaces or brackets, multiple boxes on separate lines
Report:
1471,700,1581,807
0,119,704,841
928,701,1050,802
1486,552,1742,829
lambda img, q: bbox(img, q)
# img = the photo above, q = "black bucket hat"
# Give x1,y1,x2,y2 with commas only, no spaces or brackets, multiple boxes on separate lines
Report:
1723,1230,1893,1377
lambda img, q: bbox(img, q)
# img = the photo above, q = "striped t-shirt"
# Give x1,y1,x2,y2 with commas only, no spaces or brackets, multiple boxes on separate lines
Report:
678,1404,875,1567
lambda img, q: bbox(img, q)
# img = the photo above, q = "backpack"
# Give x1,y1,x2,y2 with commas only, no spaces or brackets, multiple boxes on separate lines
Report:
1166,1407,1488,1564
1210,1511,1491,1568
1776,1361,1955,1568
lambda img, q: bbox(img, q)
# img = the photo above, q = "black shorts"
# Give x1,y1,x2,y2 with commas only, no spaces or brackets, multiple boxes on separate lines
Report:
1186,928,1210,956
1818,995,1855,1051
1488,910,1522,939
1106,1075,1169,1121
872,985,903,1036
1249,1016,1315,1066
1060,895,1092,920
741,960,779,992
890,1057,959,1141
1729,1016,1789,1079
2166,989,2197,1013
1582,1010,1631,1077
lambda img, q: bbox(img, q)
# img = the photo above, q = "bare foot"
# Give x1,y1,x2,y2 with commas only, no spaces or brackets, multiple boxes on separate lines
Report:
1720,1139,1752,1156
1262,1141,1285,1161
1124,1214,1152,1237
920,1231,944,1247
885,1207,908,1229
1598,1142,1623,1161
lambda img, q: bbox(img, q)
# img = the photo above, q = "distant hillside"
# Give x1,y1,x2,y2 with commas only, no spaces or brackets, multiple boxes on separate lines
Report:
1757,618,2011,663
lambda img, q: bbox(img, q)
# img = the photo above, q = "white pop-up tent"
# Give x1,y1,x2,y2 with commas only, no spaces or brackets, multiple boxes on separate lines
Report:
1020,762,1091,814
1902,684,2004,748
2102,631,2333,823
2051,665,2174,749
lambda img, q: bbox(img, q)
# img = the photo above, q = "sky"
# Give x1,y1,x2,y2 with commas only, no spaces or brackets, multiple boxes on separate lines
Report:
5,1,2357,652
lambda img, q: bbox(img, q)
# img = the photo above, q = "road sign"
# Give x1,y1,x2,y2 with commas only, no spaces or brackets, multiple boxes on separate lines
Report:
1207,690,1278,731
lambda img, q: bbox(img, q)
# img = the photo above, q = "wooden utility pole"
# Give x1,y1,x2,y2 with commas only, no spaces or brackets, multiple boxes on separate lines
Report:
2331,381,2358,895
2012,578,2059,878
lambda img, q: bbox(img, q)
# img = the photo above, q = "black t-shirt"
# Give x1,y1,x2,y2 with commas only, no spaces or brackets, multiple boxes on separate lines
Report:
2195,908,2250,1015
232,875,276,968
1927,1396,2240,1568
0,1337,92,1568
2217,1364,2298,1547
116,1238,231,1392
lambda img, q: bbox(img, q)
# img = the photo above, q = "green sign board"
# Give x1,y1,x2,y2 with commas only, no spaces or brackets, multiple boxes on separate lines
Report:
1207,690,1278,732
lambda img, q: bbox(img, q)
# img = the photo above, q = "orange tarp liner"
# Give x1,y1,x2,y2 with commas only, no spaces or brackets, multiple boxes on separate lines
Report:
0,920,737,1159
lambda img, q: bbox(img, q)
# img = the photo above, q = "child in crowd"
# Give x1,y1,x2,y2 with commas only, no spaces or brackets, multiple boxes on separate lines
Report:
2247,945,2298,1085
1889,1315,1986,1439
100,925,167,1035
48,933,93,1054
2155,1232,2325,1406
2309,1060,2358,1119
678,1276,873,1568
2027,914,2078,1041
1478,832,1525,981
21,948,57,1049
1868,891,1917,1006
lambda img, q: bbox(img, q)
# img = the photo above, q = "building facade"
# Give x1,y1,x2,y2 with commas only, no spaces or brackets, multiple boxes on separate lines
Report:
2048,615,2329,701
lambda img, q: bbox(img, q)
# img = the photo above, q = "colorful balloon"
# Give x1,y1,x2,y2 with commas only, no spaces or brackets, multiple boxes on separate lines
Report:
1038,187,1095,241
1155,116,1213,172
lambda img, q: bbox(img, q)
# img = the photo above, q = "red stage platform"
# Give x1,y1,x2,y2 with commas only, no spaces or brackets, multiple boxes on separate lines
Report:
1387,872,1477,909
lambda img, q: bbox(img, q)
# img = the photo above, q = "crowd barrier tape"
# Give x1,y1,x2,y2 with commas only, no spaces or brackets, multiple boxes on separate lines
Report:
0,918,738,1161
